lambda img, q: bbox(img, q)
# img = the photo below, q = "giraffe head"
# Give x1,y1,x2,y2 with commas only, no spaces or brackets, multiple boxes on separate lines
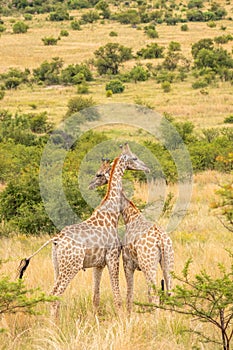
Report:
119,143,150,173
89,144,149,190
88,158,111,190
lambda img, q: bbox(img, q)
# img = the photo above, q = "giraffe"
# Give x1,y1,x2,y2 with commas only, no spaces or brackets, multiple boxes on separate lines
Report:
89,159,174,314
17,144,150,318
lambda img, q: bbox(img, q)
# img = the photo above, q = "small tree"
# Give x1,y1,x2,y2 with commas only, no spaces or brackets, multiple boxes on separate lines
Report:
136,256,233,350
130,65,150,83
94,43,132,75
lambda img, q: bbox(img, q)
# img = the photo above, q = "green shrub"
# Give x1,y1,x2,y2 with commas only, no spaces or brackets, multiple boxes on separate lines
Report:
192,78,209,89
0,24,6,33
12,21,29,34
145,28,158,38
42,37,59,45
60,29,69,37
130,65,150,83
49,8,70,21
161,81,171,92
77,83,89,94
137,43,164,59
106,89,113,97
181,23,188,31
94,43,132,75
66,96,96,117
168,41,181,52
224,115,233,124
0,68,30,89
109,31,118,37
24,13,33,21
105,79,125,93
81,10,99,23
115,9,140,25
60,63,93,85
207,20,216,27
71,20,81,30
33,57,63,85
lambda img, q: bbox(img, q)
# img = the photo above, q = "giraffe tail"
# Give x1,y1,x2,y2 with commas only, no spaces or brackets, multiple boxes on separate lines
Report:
17,258,30,279
17,238,54,279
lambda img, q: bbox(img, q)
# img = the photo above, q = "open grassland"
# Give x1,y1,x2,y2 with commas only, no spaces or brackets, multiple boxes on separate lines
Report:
0,3,233,349
0,10,233,127
0,171,233,350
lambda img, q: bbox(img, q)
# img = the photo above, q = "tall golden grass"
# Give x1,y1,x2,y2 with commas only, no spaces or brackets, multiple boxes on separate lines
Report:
0,171,232,349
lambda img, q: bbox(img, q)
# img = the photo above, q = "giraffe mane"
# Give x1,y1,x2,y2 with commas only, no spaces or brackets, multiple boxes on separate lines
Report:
101,157,119,202
96,157,120,208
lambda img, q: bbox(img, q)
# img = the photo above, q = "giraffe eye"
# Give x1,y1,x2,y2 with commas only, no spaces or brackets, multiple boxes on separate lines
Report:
132,157,137,161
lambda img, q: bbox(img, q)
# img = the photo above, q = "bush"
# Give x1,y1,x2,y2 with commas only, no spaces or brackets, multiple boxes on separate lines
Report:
42,37,59,46
161,81,171,92
224,115,233,124
0,24,6,33
60,63,93,85
145,28,158,38
24,13,33,21
137,43,164,59
192,78,209,89
181,23,188,31
115,10,140,25
169,41,181,52
81,10,99,23
105,79,125,94
71,20,81,30
33,57,63,85
49,8,70,21
66,96,96,117
77,83,89,94
106,89,113,97
130,65,150,83
109,31,117,37
60,29,69,37
207,20,216,28
12,21,29,34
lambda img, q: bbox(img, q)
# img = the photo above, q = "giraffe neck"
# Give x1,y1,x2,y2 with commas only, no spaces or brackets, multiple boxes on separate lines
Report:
120,193,141,224
97,157,125,215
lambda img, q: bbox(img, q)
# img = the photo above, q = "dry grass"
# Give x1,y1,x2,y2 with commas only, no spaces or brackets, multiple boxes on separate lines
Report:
0,11,233,126
0,6,233,348
1,170,233,349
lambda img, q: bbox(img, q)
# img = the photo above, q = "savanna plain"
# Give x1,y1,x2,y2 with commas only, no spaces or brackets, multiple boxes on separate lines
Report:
0,1,233,349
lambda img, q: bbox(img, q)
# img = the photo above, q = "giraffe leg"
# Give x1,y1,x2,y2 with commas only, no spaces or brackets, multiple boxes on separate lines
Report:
106,249,122,310
161,241,174,296
52,243,59,282
50,259,83,320
122,249,135,314
92,266,104,310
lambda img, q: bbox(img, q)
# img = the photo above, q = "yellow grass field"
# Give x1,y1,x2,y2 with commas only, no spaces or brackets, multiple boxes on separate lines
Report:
1,171,233,350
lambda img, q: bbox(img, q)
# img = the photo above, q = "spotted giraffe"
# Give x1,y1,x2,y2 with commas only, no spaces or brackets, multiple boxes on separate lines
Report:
18,144,149,318
89,159,174,313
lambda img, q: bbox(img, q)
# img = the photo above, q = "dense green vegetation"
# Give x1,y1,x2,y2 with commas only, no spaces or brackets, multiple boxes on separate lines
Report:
0,0,232,235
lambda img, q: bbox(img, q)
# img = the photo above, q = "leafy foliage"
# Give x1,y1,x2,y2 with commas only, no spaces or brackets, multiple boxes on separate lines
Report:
94,43,132,75
12,21,29,34
136,255,233,350
0,274,54,328
105,79,125,93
